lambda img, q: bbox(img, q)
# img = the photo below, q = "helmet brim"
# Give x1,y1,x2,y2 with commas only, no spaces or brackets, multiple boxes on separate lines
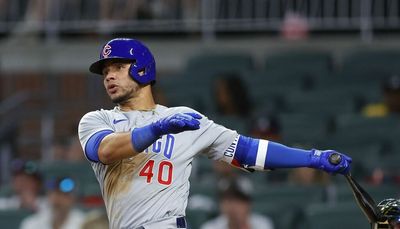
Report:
89,57,130,75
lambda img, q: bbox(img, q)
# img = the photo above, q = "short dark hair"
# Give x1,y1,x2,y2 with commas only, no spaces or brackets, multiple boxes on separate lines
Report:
11,159,41,181
218,178,253,202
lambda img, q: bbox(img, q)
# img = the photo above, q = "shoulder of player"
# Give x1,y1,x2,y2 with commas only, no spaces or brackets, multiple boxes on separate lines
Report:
163,106,202,116
79,108,120,124
80,110,105,120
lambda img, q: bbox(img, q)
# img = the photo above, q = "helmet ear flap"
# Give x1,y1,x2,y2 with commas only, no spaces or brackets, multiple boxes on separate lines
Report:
129,63,135,79
130,61,155,85
128,62,147,82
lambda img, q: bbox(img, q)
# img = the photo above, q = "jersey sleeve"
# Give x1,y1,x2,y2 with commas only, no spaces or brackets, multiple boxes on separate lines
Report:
165,106,238,161
78,110,114,162
193,113,238,161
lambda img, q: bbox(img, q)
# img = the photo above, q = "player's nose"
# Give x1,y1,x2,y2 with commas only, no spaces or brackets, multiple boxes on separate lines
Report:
104,71,117,81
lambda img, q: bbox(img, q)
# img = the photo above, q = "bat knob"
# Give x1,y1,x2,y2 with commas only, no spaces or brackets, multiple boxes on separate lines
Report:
329,153,342,165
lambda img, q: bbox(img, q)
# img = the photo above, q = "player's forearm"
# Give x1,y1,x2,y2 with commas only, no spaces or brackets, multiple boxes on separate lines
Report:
98,132,139,164
97,117,177,164
89,113,201,164
223,135,351,174
84,129,142,165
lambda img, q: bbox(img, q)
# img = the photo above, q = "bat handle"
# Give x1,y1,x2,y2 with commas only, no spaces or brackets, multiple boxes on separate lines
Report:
329,152,342,165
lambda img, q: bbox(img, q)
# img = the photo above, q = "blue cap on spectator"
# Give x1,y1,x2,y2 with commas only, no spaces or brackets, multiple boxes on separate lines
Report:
46,177,76,193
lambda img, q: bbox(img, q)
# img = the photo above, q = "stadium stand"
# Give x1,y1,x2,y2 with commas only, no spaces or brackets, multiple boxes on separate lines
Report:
2,3,400,226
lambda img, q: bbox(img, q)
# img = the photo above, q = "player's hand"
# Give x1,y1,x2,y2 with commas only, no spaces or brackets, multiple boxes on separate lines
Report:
310,149,352,175
151,112,202,136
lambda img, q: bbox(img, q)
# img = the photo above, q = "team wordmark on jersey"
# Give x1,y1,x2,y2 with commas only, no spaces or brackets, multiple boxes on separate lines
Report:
223,135,239,158
145,134,175,159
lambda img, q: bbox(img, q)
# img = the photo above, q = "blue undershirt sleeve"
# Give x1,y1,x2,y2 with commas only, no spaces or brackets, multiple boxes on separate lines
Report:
226,135,313,170
265,141,312,168
222,135,351,174
85,130,114,162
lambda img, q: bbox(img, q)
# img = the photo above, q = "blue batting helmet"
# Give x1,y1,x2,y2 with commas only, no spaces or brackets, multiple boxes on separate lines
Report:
89,38,156,85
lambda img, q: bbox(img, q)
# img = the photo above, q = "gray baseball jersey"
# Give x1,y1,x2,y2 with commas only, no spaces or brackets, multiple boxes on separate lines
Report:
78,105,238,228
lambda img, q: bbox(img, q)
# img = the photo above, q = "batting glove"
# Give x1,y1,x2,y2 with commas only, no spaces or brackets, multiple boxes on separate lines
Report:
131,112,202,152
151,112,202,136
309,149,352,175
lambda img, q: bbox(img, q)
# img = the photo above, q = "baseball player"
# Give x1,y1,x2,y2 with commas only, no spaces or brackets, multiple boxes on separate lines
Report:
78,38,352,229
374,198,400,229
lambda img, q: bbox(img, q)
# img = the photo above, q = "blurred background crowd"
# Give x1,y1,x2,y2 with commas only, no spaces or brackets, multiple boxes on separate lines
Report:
0,0,400,228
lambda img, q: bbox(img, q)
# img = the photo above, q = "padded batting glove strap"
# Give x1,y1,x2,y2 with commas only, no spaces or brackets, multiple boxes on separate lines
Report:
131,112,202,152
309,149,352,175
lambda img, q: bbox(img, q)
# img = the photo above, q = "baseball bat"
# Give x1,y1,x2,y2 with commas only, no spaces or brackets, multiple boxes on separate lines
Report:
328,153,380,224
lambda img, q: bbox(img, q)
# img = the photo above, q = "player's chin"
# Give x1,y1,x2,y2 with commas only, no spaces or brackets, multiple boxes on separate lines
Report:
111,96,123,104
111,94,129,104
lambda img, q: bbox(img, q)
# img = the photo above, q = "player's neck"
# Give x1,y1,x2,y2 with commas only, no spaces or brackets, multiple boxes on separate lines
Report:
118,86,156,111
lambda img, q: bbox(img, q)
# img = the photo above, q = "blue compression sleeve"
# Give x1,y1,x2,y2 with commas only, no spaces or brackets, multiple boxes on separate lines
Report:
85,130,113,162
131,125,159,152
230,136,313,170
265,141,312,168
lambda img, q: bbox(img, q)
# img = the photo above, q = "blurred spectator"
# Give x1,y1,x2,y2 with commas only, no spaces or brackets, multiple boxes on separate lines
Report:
100,0,152,21
152,0,179,19
369,167,386,186
200,178,274,229
249,115,281,142
11,0,48,37
280,11,309,40
363,75,400,117
188,160,240,212
213,73,252,117
287,167,330,186
50,137,70,161
98,0,152,33
20,177,85,229
50,136,85,162
65,137,85,162
213,160,238,181
188,159,248,214
366,158,399,186
0,160,45,212
182,0,199,26
25,0,48,23
287,167,338,204
81,210,109,229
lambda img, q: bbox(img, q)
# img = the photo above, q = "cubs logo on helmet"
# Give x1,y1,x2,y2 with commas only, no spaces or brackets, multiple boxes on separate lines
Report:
102,44,112,58
89,38,156,85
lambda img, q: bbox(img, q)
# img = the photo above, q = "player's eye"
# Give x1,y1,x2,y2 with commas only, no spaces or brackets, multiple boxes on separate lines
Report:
116,63,126,70
102,68,109,76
